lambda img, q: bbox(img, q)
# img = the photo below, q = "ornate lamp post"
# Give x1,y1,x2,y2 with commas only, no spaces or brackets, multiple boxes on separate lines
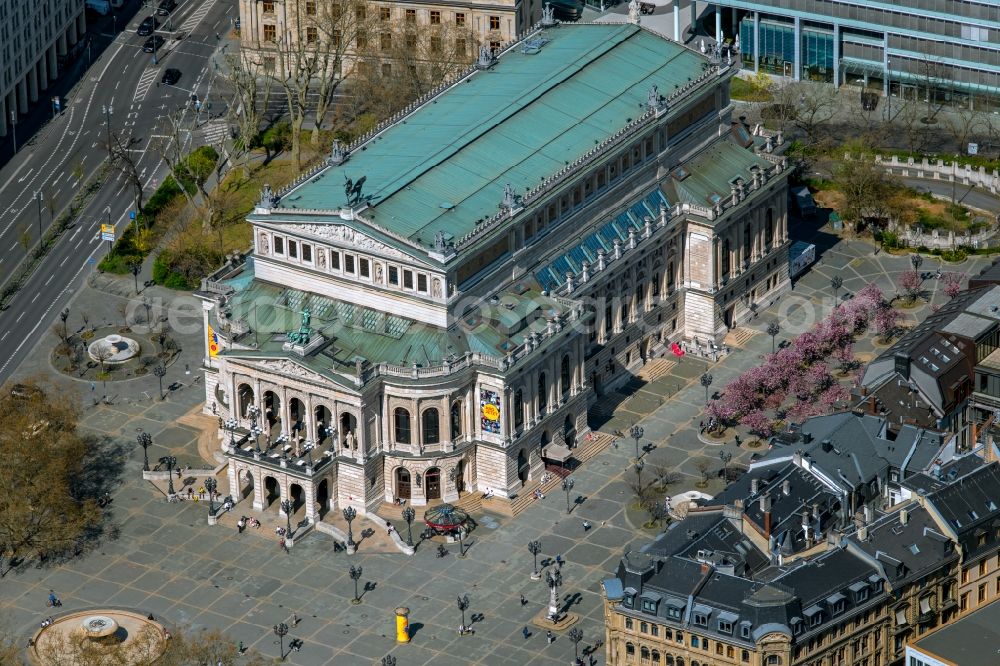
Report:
831,275,843,302
349,565,363,604
569,627,584,665
343,506,357,553
910,254,923,272
273,622,288,661
381,657,396,666
224,417,238,449
562,477,575,514
137,431,152,472
629,424,644,459
153,364,166,400
528,539,542,580
767,321,780,354
204,477,217,514
545,568,563,621
159,455,177,496
402,506,415,547
700,373,713,404
457,594,471,635
250,424,263,456
302,439,315,469
280,499,293,535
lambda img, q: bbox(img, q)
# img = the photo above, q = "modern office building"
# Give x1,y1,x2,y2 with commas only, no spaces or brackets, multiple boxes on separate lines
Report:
706,0,1000,107
197,21,791,518
0,0,86,137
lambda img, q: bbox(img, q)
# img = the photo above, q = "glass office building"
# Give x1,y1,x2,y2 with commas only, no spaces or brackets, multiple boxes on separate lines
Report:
712,0,1000,109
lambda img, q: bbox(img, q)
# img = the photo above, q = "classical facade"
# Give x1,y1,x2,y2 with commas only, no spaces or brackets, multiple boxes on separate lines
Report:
199,21,790,520
0,0,85,137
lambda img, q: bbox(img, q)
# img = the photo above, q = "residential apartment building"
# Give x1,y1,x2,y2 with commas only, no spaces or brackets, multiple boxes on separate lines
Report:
906,598,1000,666
238,0,539,78
197,22,791,519
704,1,1000,108
0,0,86,137
602,411,1000,666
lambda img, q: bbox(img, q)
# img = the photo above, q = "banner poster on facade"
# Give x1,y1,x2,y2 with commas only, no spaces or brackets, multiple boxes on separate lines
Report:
480,388,501,434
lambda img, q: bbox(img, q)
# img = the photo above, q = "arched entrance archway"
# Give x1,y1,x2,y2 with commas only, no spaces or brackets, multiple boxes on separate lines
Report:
289,483,304,511
263,476,279,508
289,397,305,437
315,404,332,445
237,384,254,419
517,449,529,485
341,412,357,451
263,391,282,433
563,415,576,449
395,468,411,500
316,479,330,517
238,469,254,500
425,467,441,500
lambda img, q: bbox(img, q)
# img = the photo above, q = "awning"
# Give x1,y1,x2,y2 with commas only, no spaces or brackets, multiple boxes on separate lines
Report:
542,442,572,463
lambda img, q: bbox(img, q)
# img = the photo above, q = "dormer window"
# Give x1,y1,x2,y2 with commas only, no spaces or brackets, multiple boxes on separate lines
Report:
641,594,660,614
850,582,869,603
694,613,708,627
790,618,803,636
623,590,636,608
804,605,823,627
740,622,752,639
826,593,846,616
666,605,682,620
718,620,733,634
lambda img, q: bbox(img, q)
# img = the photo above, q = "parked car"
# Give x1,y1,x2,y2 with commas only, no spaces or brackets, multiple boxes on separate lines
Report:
161,68,181,85
137,15,158,36
142,35,165,52
156,0,176,15
547,0,583,20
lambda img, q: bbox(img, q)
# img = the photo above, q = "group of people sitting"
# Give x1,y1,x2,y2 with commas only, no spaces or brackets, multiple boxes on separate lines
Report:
236,516,261,533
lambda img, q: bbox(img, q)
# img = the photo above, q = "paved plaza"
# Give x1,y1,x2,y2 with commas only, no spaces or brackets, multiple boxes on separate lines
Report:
1,213,993,664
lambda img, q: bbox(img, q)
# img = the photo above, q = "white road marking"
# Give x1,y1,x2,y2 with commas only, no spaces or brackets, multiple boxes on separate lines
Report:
31,292,39,302
15,312,24,323
44,275,53,286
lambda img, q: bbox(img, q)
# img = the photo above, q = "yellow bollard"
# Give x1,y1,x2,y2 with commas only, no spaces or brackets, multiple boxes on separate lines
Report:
395,607,410,643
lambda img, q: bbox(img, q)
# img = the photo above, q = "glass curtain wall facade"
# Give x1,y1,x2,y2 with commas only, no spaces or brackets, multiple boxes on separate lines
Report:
719,0,1000,110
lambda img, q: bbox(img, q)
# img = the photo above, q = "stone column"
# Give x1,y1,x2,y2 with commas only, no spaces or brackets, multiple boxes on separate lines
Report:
714,238,722,287
0,96,7,137
17,77,28,113
280,387,290,436
252,466,265,511
227,463,239,500
48,44,58,81
503,387,513,442
57,32,67,56
69,18,78,45
229,374,239,421
77,11,87,38
39,56,48,92
753,11,760,74
714,4,722,43
832,23,840,87
356,410,367,463
306,395,316,442
793,16,801,81
673,0,680,41
465,386,475,443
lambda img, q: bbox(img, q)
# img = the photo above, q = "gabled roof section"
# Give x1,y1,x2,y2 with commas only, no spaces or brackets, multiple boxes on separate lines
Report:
280,24,710,247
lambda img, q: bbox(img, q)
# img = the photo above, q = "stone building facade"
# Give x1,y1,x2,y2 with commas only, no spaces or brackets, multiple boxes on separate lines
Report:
199,22,791,521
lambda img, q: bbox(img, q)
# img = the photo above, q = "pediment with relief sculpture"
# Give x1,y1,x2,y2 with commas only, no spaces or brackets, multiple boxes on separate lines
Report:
238,358,330,385
279,223,413,261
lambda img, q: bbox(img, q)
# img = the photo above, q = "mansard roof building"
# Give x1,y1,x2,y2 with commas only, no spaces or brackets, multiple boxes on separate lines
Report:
197,22,791,519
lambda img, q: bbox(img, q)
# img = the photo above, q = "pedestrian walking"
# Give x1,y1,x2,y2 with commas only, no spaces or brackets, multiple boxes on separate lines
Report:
522,626,530,640
176,467,182,479
555,554,563,568
520,594,527,606
546,630,555,644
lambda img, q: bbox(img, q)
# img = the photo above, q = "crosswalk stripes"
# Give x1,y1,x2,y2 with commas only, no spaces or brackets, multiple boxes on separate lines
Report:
198,119,229,146
179,0,217,33
133,68,158,102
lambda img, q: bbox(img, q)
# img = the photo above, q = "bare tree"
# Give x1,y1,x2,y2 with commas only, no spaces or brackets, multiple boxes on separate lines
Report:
693,457,713,488
224,48,274,178
108,129,147,217
789,82,839,141
94,343,114,375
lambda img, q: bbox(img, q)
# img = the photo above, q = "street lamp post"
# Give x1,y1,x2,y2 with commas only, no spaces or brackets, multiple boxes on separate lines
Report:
910,254,923,272
302,439,315,468
343,506,357,553
767,321,780,354
635,459,644,488
273,622,288,661
205,477,217,514
700,373,714,403
102,105,113,159
137,431,152,471
160,455,177,497
562,477,575,514
153,364,166,400
528,539,542,580
629,424,644,459
280,499,293,536
831,275,843,303
545,568,563,621
457,594,471,635
224,418,238,449
402,506,415,547
569,628,584,665
129,262,142,295
349,565,363,604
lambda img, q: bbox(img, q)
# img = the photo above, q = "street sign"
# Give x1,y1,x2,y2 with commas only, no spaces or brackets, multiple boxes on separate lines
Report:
968,142,979,156
129,211,136,220
101,224,116,241
87,258,96,266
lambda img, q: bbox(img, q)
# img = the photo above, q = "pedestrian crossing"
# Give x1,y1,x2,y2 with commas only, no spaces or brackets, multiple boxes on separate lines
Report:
198,119,229,146
133,68,159,102
179,0,217,33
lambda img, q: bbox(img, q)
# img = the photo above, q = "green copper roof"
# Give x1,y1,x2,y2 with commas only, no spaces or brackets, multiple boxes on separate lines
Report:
283,23,709,247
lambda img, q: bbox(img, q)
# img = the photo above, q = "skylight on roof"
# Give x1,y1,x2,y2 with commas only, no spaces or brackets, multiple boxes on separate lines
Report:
908,543,920,555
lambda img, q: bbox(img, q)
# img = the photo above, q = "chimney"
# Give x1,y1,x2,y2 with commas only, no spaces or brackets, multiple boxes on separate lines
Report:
900,508,909,525
821,439,833,453
802,511,812,546
863,505,873,524
868,395,877,415
762,494,773,538
782,479,791,496
859,525,869,541
751,478,759,494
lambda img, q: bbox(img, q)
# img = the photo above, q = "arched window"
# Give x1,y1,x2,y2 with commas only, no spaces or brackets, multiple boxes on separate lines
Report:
514,390,524,428
422,408,440,444
394,408,411,444
635,281,644,316
626,643,635,656
653,272,661,297
741,651,749,662
641,646,650,660
766,657,782,665
665,656,674,666
676,658,684,666
560,355,571,398
538,373,547,411
450,402,462,439
652,651,661,664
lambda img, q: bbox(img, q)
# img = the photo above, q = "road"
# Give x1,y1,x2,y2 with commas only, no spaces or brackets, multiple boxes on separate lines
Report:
0,0,237,385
